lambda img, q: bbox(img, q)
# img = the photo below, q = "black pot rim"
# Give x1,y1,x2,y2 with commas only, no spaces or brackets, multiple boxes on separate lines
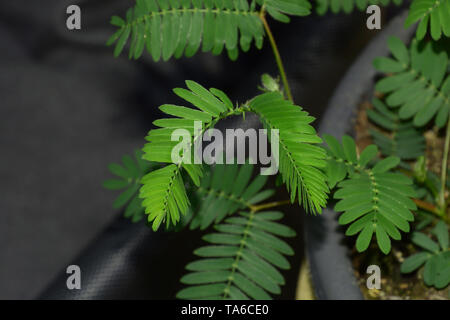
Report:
304,10,415,300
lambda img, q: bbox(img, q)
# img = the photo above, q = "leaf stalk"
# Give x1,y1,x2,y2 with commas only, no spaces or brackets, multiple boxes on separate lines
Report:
249,199,291,212
438,118,450,216
259,8,293,102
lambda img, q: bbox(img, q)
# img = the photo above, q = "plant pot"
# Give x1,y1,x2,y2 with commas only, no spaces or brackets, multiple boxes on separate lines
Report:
304,10,415,300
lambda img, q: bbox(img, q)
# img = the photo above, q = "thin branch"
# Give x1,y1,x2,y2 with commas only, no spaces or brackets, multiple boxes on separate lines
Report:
250,200,291,212
439,117,450,213
413,198,438,214
413,198,450,224
259,8,293,102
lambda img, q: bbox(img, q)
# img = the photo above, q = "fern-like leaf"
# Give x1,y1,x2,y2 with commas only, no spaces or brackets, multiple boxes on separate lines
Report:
315,0,402,15
108,0,311,61
177,210,296,299
258,0,312,22
139,82,329,229
140,164,191,230
401,221,450,289
249,92,329,214
188,162,275,230
140,80,233,230
324,135,417,254
103,150,156,222
405,0,450,40
373,37,450,128
367,98,425,160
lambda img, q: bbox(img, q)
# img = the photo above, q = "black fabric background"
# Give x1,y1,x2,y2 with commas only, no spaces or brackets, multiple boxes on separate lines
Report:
0,0,402,299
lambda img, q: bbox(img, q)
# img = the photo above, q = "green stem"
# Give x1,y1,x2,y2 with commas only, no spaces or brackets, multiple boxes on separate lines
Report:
249,199,291,212
259,9,293,102
439,118,450,213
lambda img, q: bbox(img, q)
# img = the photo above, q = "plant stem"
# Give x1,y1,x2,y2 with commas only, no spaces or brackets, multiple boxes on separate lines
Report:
413,198,439,215
259,9,293,102
439,118,450,213
415,197,450,224
249,199,291,212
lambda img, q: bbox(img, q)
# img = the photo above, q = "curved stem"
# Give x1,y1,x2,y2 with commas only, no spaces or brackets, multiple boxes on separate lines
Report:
413,198,438,215
259,9,293,102
249,199,291,212
414,197,450,224
439,118,450,213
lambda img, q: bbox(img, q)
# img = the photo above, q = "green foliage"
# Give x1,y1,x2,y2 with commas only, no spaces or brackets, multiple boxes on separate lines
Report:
373,37,450,128
367,98,425,160
401,221,450,289
140,164,192,230
107,0,311,61
258,0,312,22
103,150,156,222
177,210,295,299
188,163,275,230
259,73,281,93
315,0,402,15
249,92,329,214
324,135,417,254
414,210,435,230
103,0,450,298
140,80,235,230
405,0,450,41
140,82,328,230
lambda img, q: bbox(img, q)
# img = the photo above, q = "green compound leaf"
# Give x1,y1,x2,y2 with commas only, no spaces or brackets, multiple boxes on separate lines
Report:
140,80,236,230
400,252,431,273
433,221,449,250
140,164,190,231
177,210,295,300
367,98,425,160
401,224,450,290
249,92,329,214
315,0,402,15
108,0,312,61
263,0,312,22
328,136,416,254
374,37,450,128
103,150,156,223
412,231,441,253
405,0,450,41
187,163,275,230
139,82,329,230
